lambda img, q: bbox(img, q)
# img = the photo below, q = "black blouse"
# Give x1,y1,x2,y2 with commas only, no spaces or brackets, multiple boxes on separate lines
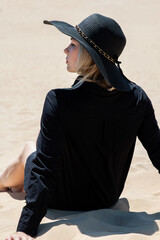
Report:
17,77,160,236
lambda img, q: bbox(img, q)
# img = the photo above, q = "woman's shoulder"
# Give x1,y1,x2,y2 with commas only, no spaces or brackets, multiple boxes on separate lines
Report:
131,82,151,101
46,78,84,100
44,79,82,109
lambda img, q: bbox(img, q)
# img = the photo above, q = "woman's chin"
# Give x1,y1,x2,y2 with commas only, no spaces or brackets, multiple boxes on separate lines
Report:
66,66,77,73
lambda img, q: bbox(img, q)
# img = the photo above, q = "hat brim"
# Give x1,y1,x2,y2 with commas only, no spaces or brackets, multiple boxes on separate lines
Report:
44,20,133,91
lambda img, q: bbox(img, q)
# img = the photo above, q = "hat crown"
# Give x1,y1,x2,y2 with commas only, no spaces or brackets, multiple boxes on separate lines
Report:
78,14,126,60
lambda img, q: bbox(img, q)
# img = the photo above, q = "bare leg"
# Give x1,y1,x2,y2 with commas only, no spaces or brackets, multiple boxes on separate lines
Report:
0,141,36,192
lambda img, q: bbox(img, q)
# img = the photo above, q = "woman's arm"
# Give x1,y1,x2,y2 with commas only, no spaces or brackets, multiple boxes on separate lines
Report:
16,90,65,236
138,97,160,171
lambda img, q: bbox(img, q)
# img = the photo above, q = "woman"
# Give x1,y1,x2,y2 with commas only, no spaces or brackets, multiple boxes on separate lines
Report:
3,13,160,240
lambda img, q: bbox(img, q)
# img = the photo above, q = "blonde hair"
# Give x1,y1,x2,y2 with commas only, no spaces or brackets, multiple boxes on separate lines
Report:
76,44,112,89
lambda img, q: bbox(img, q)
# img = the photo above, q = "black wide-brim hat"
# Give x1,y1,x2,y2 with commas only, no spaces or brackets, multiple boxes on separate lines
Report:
44,13,133,91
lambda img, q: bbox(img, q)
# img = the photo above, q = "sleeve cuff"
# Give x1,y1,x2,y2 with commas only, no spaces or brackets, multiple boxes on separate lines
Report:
17,204,47,237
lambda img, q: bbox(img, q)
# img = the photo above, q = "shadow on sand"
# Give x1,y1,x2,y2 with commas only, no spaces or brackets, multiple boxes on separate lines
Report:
38,201,160,237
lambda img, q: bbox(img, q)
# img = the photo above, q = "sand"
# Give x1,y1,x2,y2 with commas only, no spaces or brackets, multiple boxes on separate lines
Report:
0,0,160,239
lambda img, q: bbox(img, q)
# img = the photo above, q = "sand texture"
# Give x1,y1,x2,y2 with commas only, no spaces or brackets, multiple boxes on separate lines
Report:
0,0,160,239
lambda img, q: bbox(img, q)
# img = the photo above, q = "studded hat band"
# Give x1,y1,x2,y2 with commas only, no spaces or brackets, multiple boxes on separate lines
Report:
75,25,116,64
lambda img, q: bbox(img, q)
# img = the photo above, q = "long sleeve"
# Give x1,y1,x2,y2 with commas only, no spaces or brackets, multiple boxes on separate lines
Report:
17,90,65,236
138,96,160,171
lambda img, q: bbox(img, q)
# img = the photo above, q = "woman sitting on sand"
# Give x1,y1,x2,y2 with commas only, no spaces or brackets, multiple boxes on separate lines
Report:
2,13,160,240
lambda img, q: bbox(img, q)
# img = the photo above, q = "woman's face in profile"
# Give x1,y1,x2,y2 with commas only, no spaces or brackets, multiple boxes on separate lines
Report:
64,38,80,73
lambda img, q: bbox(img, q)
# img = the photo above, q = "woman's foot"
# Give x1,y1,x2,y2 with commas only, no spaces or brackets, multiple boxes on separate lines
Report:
0,187,9,192
10,185,24,193
0,141,36,193
0,177,24,192
0,181,9,192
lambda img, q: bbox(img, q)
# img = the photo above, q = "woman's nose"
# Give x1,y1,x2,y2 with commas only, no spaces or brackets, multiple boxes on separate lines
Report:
64,47,68,54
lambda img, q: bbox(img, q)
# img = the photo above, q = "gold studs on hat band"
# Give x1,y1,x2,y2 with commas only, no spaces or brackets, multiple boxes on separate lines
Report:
75,25,116,64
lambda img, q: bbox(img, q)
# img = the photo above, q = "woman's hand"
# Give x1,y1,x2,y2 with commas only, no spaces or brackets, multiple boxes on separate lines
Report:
5,231,35,240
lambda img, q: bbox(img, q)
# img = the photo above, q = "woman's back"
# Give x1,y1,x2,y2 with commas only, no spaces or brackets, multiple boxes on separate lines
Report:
38,77,159,211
